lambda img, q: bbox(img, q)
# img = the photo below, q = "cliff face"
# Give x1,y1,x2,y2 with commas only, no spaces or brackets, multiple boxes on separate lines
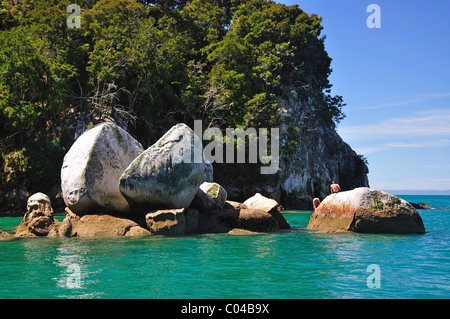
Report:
278,87,369,209
214,86,369,210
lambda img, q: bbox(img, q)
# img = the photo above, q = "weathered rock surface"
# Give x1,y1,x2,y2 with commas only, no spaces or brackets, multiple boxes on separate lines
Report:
197,208,280,234
199,182,227,208
15,192,59,237
145,209,187,236
410,202,431,209
223,200,248,210
119,123,206,212
227,228,258,235
190,188,216,212
307,187,426,234
61,208,151,237
204,160,214,182
243,193,290,229
0,230,13,240
236,209,280,232
61,122,144,214
184,208,200,234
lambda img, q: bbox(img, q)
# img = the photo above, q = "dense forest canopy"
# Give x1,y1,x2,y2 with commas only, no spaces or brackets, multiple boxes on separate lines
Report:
0,0,345,195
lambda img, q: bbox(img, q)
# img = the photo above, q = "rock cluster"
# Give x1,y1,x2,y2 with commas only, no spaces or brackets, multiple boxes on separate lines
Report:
9,122,290,238
5,123,425,238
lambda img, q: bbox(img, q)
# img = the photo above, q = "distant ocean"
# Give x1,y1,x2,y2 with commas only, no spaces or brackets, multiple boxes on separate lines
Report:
0,195,449,299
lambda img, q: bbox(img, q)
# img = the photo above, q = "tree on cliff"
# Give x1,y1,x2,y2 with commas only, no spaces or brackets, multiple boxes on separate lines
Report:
0,0,347,203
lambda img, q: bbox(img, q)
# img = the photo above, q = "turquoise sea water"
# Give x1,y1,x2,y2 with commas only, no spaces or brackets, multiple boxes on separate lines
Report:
0,195,449,299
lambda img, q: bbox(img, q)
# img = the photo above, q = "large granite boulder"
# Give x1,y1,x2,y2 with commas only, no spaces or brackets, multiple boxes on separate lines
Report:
243,193,290,229
307,187,426,234
119,123,206,212
15,192,59,237
61,122,144,214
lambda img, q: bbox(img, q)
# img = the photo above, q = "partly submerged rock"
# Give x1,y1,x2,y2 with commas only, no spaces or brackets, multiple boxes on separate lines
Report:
307,187,426,234
409,202,431,209
0,230,13,240
228,228,258,235
15,192,59,237
119,123,206,212
62,208,151,237
243,193,290,229
197,209,239,234
236,209,280,232
197,208,280,234
61,122,144,214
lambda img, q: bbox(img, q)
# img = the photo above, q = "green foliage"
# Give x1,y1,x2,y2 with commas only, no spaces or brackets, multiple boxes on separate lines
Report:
0,0,346,194
372,194,384,210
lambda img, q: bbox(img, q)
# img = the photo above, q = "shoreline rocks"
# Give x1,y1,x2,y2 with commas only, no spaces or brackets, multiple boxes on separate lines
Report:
2,122,427,240
307,187,426,234
8,191,289,238
9,123,293,238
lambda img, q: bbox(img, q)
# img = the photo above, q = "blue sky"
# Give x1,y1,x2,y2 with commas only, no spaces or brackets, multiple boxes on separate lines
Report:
279,0,450,192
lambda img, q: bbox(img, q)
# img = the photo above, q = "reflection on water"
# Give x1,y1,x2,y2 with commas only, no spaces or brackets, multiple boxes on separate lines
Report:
52,239,104,298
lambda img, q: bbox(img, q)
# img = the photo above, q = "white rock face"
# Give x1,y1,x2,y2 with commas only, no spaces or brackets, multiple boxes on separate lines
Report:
119,123,206,212
27,192,52,213
61,122,144,214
